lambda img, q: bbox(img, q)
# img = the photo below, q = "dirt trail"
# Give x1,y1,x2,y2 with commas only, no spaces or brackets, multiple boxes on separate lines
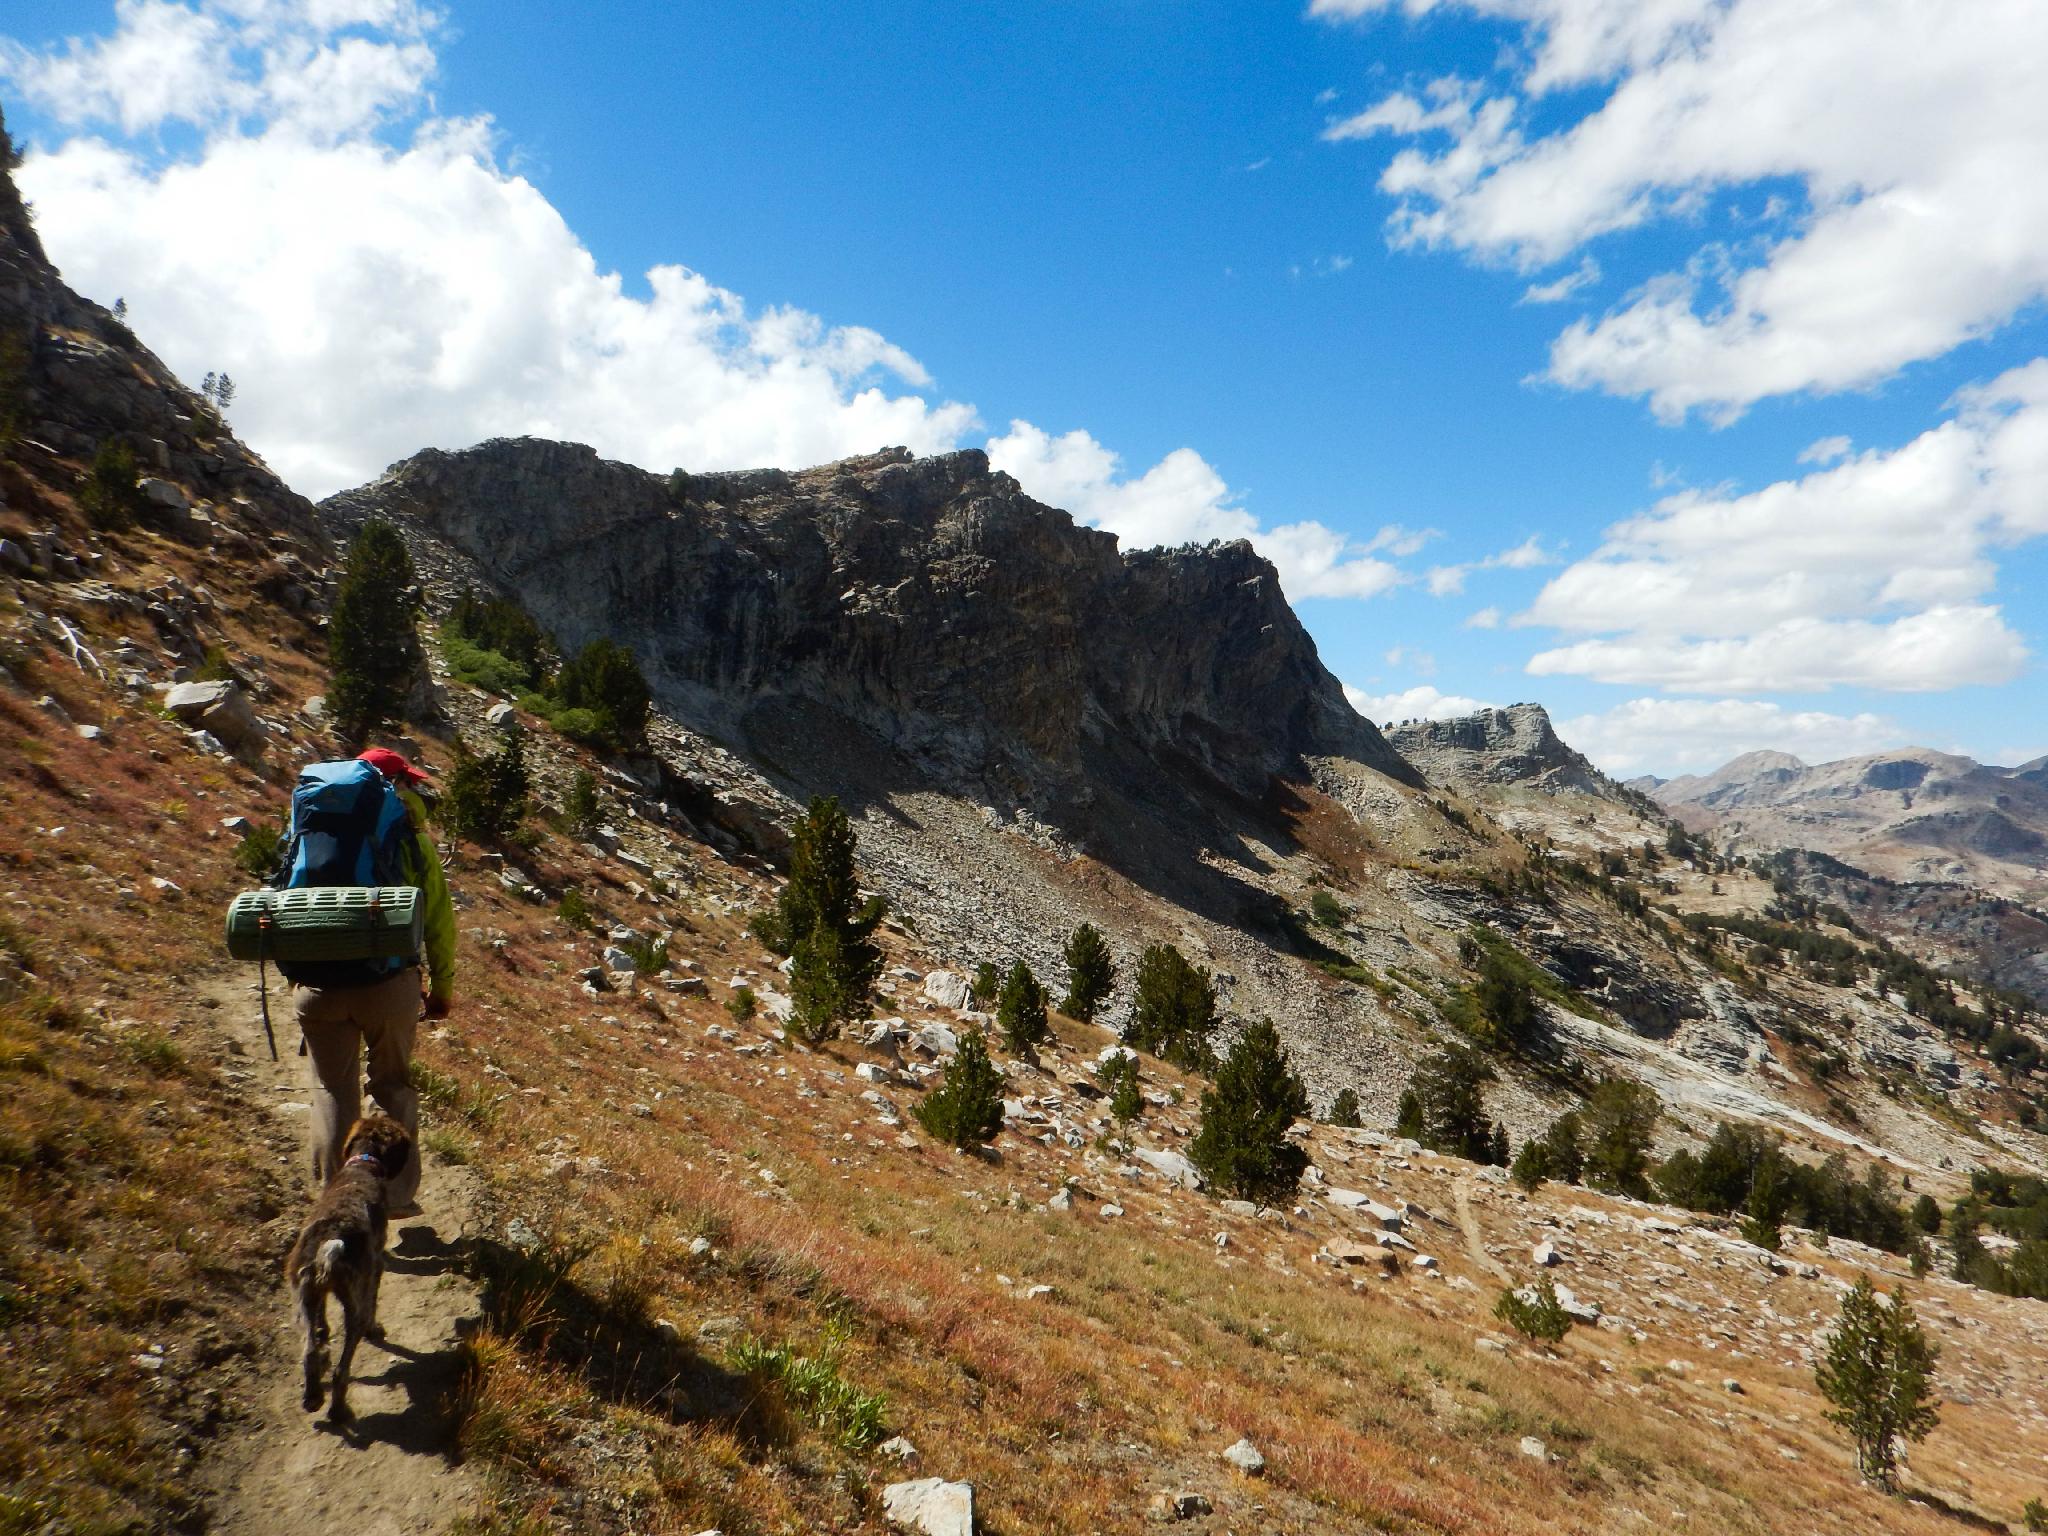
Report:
197,973,484,1536
1453,1180,1511,1282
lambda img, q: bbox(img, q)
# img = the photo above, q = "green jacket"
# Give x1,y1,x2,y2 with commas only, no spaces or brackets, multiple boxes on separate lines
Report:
397,787,456,1002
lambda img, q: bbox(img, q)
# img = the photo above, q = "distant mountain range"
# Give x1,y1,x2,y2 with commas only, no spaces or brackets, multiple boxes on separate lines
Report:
1631,748,2048,902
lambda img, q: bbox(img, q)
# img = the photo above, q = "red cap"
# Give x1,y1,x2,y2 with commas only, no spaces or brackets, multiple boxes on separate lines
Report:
357,747,432,787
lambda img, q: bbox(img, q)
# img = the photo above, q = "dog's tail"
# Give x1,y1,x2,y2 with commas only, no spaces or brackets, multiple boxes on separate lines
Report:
312,1237,347,1285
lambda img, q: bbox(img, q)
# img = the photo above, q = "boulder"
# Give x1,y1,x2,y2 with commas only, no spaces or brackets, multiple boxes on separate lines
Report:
922,970,972,1010
913,1022,960,1057
1131,1147,1203,1190
1532,1240,1561,1267
1222,1438,1266,1475
485,700,516,727
138,478,190,512
1327,1189,1404,1228
882,1478,973,1536
163,679,264,752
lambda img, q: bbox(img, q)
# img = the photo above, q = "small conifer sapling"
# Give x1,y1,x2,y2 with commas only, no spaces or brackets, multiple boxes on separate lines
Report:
1188,1019,1308,1206
915,1029,1005,1149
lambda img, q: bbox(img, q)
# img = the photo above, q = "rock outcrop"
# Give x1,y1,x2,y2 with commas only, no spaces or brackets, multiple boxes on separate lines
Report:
0,109,321,552
1387,703,1621,799
321,437,1419,805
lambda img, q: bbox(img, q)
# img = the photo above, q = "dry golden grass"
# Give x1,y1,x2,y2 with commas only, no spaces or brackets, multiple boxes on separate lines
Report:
412,830,2048,1535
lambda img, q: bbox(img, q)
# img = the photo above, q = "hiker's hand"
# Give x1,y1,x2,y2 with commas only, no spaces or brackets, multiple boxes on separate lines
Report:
423,994,451,1020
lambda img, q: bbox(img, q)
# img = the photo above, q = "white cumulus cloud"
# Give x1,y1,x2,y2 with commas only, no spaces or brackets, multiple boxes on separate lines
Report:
1316,0,2048,421
985,420,1409,601
1518,363,2048,691
3,0,1429,614
1344,682,1495,724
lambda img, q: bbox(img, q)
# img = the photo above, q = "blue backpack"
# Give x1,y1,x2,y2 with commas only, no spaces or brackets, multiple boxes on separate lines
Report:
273,759,421,987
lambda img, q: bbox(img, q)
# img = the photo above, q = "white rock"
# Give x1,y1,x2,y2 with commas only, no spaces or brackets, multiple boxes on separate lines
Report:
882,1477,974,1536
1100,1203,1125,1219
1519,1436,1547,1461
1131,1146,1203,1189
921,970,972,1010
1532,1240,1561,1267
1222,1438,1266,1475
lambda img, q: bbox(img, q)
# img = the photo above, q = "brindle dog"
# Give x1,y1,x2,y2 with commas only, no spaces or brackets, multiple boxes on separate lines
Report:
282,1113,412,1422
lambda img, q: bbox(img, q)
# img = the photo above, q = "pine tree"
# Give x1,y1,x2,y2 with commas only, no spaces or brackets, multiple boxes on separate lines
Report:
1060,922,1115,1022
1741,1152,1788,1251
1470,949,1537,1049
1401,1048,1497,1162
1103,1051,1142,1124
442,727,529,842
970,960,1001,1004
790,922,854,1043
1815,1275,1941,1490
1495,1276,1571,1343
1126,942,1218,1072
997,960,1050,1053
1910,1194,1942,1234
554,636,650,750
1395,1089,1423,1141
80,439,145,530
1510,1137,1551,1191
328,520,424,744
1487,1121,1510,1168
765,797,883,1039
1188,1019,1309,1206
915,1029,1005,1149
1580,1077,1659,1198
1328,1087,1362,1128
564,769,600,833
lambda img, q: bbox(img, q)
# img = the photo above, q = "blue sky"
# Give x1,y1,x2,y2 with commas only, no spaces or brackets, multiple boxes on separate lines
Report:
4,0,2045,774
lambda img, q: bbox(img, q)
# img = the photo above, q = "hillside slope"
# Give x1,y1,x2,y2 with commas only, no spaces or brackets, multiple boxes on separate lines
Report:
8,106,2048,1535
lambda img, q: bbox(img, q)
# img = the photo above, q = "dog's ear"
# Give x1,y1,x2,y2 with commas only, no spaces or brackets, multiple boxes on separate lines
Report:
376,1124,414,1182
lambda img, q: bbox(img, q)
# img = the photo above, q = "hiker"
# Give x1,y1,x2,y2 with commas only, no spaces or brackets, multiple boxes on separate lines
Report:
293,748,454,1215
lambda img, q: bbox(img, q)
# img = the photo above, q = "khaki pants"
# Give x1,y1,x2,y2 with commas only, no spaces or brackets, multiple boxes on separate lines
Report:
296,965,422,1208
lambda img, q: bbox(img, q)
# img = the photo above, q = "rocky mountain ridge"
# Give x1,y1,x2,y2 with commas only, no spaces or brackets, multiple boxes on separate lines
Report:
322,436,1419,810
1649,746,2048,901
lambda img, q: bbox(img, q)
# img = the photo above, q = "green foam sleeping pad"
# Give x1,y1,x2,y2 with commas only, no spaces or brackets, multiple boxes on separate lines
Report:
225,886,424,964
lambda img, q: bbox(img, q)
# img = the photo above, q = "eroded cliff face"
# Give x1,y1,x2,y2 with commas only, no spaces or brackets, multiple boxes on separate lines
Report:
322,437,1418,800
